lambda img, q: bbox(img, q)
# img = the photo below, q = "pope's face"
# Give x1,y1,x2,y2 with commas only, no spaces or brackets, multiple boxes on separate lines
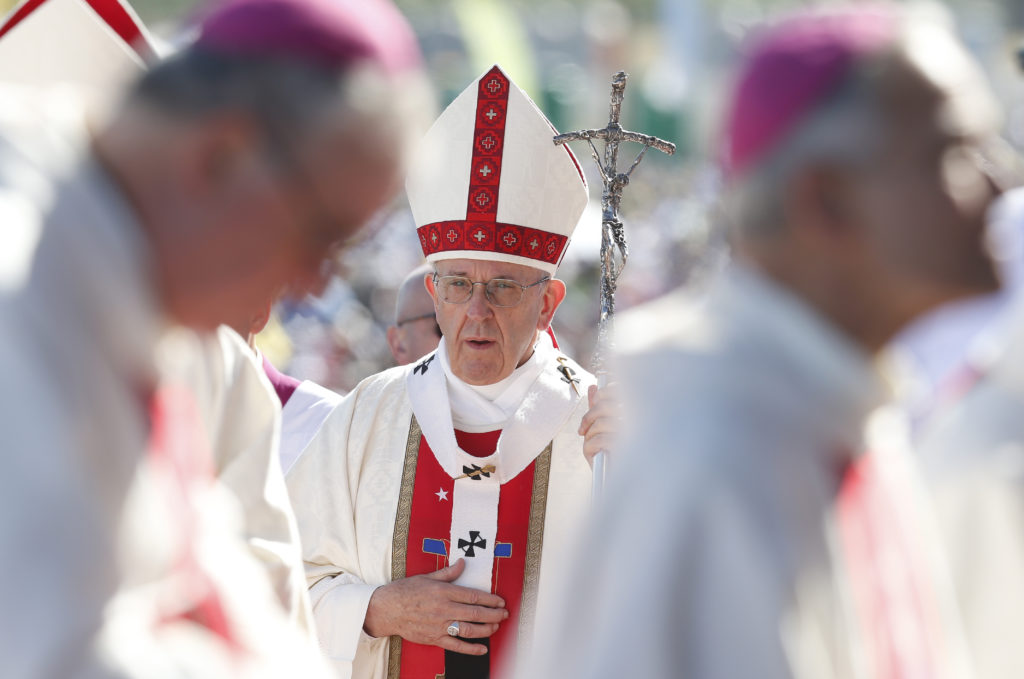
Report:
426,258,565,385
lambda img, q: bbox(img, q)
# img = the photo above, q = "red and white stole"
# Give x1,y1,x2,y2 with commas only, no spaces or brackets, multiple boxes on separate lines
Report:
392,336,586,677
836,413,972,679
395,426,549,678
146,384,241,655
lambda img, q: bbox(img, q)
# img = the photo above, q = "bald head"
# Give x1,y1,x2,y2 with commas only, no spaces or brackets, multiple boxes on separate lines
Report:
386,263,440,364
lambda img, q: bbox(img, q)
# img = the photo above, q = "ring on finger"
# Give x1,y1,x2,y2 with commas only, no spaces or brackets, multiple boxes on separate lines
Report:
446,621,460,637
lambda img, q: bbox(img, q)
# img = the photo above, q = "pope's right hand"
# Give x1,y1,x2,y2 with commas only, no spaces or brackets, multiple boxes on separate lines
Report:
362,558,508,655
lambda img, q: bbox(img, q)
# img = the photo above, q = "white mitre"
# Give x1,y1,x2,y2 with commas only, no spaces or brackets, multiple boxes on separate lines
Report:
406,64,589,277
0,0,156,102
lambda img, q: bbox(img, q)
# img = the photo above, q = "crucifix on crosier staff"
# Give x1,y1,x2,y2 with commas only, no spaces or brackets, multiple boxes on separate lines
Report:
553,70,675,497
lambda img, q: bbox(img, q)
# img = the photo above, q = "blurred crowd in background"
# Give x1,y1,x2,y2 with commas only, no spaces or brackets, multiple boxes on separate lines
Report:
9,0,1023,393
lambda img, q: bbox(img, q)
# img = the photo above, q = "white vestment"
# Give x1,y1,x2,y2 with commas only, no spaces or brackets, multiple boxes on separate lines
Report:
0,90,328,678
286,333,595,679
522,266,971,679
279,378,343,475
160,327,317,638
918,300,1024,678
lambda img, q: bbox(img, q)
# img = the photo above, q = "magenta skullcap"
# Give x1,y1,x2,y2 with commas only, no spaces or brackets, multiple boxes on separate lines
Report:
721,5,898,180
196,0,421,74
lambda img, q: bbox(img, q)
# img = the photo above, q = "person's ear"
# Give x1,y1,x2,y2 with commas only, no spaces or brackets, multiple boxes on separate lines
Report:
248,298,274,337
537,278,567,331
424,272,439,308
784,164,859,245
386,325,404,364
181,114,263,197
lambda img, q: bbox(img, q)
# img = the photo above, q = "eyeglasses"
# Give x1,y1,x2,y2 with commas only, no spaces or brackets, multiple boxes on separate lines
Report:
433,274,550,308
396,311,442,338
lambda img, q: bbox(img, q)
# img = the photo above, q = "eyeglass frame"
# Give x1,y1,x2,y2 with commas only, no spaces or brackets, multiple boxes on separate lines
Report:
395,311,442,338
431,273,551,308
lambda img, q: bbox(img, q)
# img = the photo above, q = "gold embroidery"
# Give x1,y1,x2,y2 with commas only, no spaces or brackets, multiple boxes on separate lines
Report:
518,442,553,652
387,415,422,679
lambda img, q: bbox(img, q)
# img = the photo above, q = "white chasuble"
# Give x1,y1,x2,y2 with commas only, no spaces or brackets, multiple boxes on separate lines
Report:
286,333,595,679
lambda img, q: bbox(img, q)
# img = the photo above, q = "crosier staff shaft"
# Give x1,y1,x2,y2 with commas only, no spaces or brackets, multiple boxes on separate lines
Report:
553,71,675,500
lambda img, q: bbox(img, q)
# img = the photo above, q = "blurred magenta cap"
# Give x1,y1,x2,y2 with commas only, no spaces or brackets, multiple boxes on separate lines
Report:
721,4,898,180
196,0,421,74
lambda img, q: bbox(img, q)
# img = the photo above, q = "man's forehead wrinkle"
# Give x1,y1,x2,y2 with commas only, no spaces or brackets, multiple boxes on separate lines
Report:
436,261,539,282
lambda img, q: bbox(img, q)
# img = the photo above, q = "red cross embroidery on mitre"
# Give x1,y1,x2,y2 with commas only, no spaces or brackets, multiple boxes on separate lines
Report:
417,221,566,265
466,67,509,222
416,66,570,268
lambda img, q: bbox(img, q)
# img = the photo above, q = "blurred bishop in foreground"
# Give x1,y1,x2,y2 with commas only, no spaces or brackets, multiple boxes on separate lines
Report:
0,0,423,675
525,4,1007,679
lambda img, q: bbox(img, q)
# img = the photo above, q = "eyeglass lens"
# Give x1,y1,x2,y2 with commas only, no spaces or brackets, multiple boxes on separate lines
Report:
438,277,525,307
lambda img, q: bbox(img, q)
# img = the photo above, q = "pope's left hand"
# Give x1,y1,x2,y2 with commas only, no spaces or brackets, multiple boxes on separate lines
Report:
578,383,620,466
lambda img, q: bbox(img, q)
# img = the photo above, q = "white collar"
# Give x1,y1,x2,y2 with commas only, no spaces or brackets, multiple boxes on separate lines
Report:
406,331,586,483
439,332,553,431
